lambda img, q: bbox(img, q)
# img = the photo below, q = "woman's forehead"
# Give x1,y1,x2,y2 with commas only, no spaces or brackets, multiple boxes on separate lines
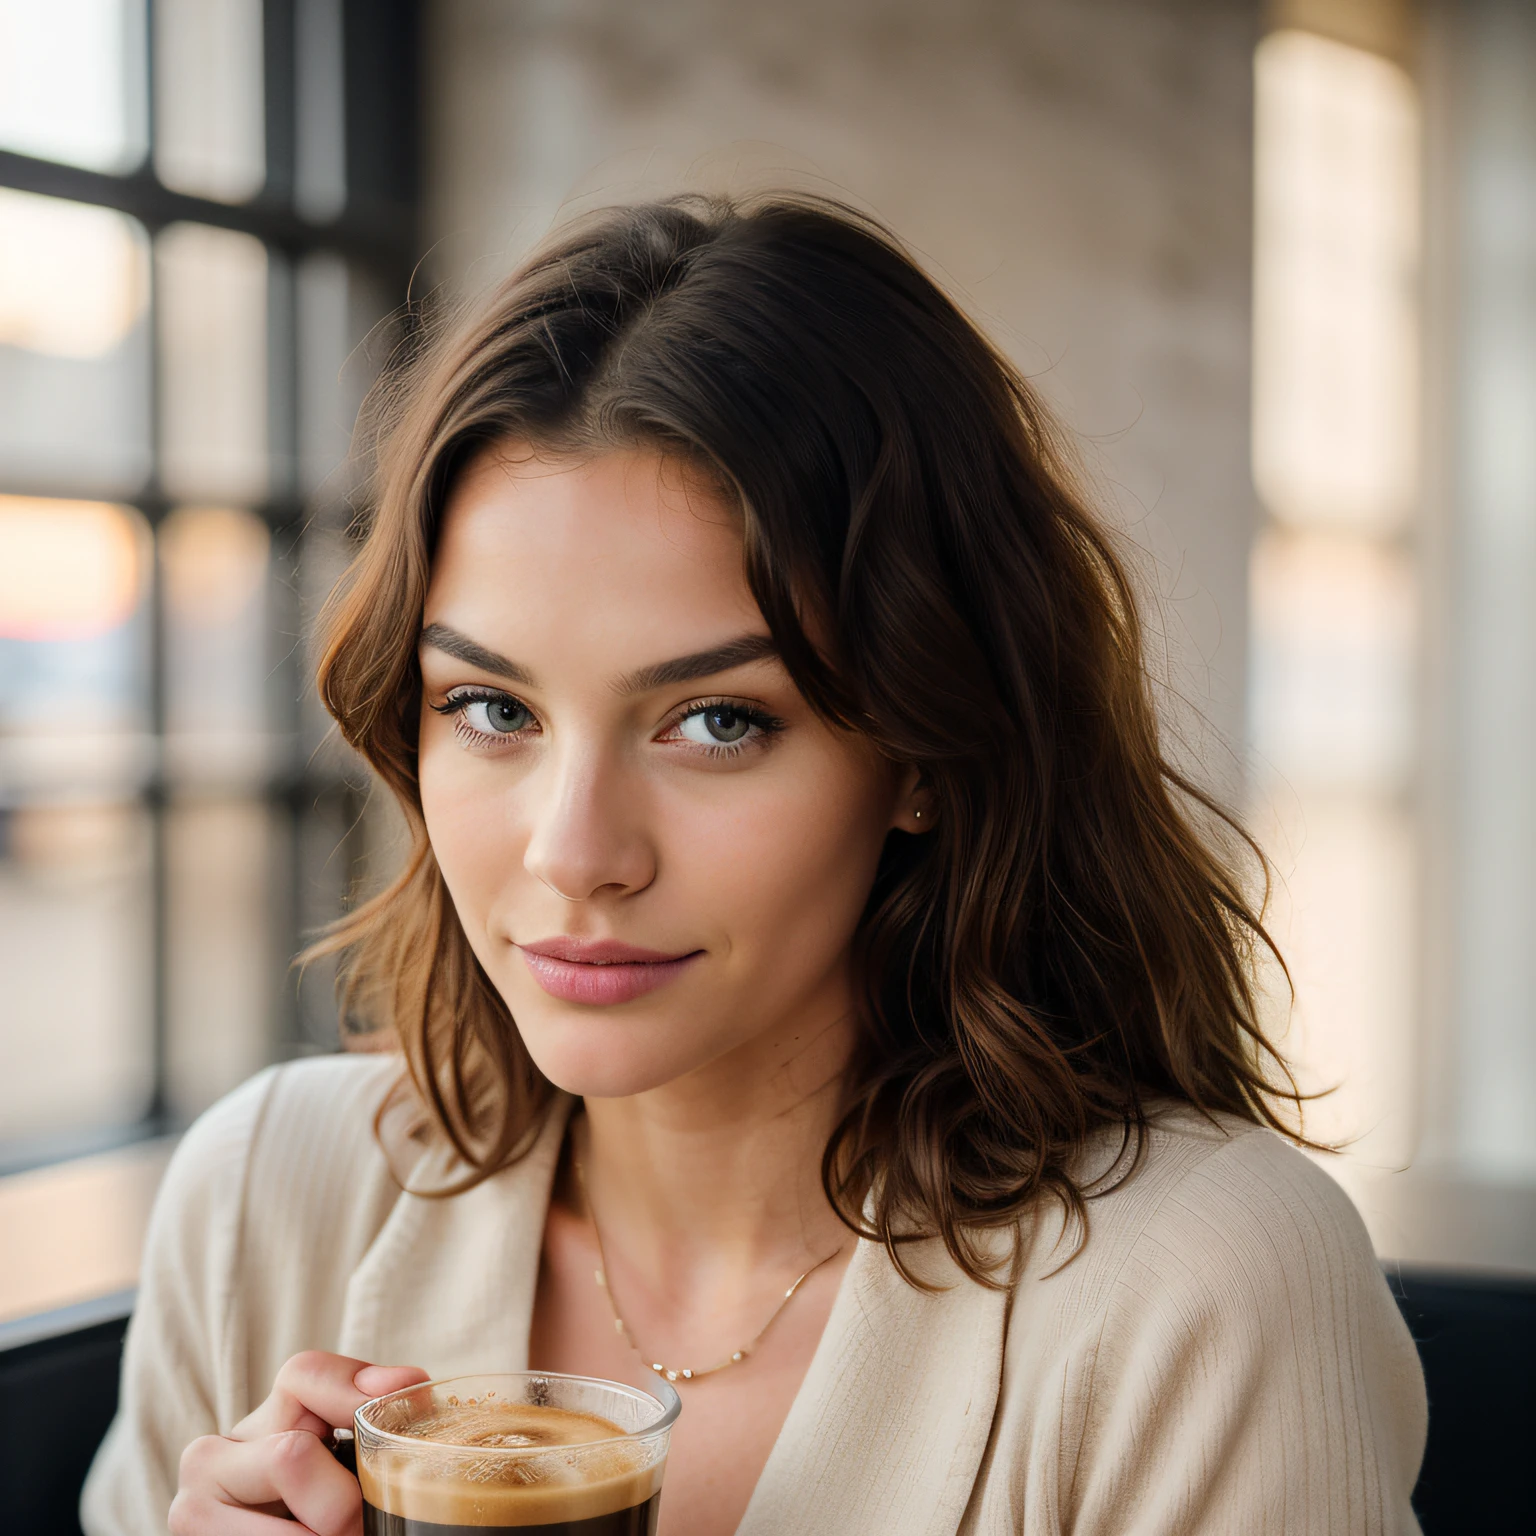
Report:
426,444,764,673
441,443,737,557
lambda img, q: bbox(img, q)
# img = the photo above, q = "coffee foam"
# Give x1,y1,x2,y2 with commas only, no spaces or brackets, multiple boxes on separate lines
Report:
359,1400,663,1527
396,1402,619,1452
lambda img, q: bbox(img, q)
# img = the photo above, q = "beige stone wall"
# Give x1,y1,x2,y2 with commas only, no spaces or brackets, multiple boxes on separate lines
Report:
422,0,1262,798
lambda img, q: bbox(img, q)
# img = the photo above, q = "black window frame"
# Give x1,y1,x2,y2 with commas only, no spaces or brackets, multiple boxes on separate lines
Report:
0,0,421,1173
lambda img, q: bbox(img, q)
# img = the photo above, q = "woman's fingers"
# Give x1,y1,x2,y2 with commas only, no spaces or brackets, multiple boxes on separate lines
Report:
175,1429,362,1535
168,1491,307,1536
232,1350,429,1439
172,1354,432,1532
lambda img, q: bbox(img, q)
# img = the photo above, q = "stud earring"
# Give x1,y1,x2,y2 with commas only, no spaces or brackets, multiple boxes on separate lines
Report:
914,810,923,820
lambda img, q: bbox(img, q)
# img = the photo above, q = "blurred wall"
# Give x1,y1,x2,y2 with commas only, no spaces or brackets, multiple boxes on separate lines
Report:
423,0,1264,801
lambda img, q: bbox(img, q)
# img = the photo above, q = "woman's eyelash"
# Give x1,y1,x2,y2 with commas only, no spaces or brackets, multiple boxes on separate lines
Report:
665,698,786,757
428,689,785,754
429,687,537,742
429,686,518,715
675,699,784,730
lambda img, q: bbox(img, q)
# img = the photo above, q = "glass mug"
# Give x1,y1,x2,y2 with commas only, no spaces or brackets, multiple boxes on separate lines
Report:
352,1371,681,1535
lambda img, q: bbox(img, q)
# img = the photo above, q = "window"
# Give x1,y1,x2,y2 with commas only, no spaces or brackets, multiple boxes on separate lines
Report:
1252,0,1536,1269
0,0,420,1171
1248,22,1422,1172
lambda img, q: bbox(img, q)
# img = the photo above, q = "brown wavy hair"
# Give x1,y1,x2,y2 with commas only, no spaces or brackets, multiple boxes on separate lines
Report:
311,193,1301,1285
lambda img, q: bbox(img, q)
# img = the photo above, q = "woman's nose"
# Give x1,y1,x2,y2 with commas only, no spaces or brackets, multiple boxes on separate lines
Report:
520,747,656,902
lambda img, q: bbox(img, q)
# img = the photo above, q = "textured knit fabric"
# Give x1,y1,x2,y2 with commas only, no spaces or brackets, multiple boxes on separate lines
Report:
81,1054,1427,1535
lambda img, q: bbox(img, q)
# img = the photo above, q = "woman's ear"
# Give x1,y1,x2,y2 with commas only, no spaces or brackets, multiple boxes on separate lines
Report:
891,764,936,833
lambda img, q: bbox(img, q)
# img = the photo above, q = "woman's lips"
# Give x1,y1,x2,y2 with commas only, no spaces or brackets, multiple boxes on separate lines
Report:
516,937,703,1006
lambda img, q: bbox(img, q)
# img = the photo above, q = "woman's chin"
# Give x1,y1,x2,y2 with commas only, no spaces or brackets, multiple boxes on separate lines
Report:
517,1030,716,1102
533,1061,696,1101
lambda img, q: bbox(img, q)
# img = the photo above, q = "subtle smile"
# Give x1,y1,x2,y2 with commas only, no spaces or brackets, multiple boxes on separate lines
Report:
516,937,704,1006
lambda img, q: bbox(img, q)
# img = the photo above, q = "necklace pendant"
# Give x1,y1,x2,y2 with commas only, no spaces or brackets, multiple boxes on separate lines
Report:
577,1148,843,1391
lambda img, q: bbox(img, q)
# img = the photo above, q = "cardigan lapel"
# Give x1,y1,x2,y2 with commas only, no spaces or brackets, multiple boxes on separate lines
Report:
337,1098,575,1376
737,1234,1009,1536
339,1100,1009,1536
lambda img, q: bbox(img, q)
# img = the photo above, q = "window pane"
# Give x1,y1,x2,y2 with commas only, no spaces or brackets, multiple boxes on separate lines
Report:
295,0,347,222
1252,793,1417,1166
153,0,265,203
297,253,393,503
1252,30,1420,533
0,498,153,800
166,797,276,1120
0,0,146,172
1247,527,1418,1167
1249,527,1416,793
0,498,154,1159
0,190,152,496
161,506,275,785
157,223,269,505
1450,0,1536,1179
158,505,282,1117
0,802,155,1157
1248,25,1424,1190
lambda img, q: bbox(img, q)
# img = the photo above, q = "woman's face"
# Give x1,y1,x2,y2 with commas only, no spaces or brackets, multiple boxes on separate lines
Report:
417,443,921,1099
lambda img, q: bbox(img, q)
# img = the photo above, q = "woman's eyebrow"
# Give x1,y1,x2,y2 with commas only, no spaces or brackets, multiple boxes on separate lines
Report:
419,624,779,694
420,623,535,684
618,633,779,694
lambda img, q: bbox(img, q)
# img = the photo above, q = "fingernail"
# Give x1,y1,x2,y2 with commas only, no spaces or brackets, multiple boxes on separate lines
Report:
354,1364,423,1395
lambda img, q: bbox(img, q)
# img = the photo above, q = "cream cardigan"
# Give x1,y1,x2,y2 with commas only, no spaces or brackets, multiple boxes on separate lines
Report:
82,1055,1426,1535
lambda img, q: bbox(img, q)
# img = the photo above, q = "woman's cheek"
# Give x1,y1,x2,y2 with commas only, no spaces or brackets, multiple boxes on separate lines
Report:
676,760,888,979
418,739,514,943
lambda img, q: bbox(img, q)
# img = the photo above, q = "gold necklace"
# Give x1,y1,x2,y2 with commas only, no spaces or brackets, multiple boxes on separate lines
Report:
573,1157,845,1385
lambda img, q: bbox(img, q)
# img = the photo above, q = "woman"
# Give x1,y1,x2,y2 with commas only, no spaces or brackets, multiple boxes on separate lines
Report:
83,195,1425,1536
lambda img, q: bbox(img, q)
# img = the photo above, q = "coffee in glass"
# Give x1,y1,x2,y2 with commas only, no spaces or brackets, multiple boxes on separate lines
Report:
354,1372,680,1535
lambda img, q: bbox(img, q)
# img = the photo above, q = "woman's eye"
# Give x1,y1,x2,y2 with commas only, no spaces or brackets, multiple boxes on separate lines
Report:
676,704,756,747
433,691,535,739
464,696,532,734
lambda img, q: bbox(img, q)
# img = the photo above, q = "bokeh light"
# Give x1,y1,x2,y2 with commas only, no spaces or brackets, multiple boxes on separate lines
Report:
0,496,144,641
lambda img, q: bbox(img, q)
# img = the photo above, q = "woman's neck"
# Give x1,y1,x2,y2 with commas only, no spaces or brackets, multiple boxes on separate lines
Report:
571,1003,859,1296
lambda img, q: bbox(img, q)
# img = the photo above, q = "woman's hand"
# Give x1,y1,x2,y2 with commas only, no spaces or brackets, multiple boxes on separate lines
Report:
169,1351,428,1535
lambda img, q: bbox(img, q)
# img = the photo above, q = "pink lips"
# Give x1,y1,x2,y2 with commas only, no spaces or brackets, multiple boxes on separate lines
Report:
517,936,703,1006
